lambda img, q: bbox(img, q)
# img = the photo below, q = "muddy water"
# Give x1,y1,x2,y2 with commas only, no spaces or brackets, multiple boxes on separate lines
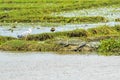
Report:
0,22,120,37
0,51,120,80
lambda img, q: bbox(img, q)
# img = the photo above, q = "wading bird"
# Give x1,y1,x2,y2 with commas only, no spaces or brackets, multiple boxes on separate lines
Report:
17,28,32,40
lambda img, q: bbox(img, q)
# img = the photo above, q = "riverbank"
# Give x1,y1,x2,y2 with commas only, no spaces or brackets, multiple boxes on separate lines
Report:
0,25,120,55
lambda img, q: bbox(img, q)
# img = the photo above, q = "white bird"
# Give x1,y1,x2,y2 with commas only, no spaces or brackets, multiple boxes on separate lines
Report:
21,28,32,36
17,28,32,39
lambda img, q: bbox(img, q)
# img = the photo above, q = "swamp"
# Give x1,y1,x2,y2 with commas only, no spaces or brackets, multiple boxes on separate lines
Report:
0,0,120,80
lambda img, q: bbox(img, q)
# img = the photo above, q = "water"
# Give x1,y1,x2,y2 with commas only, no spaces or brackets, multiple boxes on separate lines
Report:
53,7,120,21
0,51,120,80
0,7,120,37
0,22,120,37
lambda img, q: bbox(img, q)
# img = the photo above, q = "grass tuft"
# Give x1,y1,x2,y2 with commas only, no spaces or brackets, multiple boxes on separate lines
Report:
0,40,62,51
98,38,120,55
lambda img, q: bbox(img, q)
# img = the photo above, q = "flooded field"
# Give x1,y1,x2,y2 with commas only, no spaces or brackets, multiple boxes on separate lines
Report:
0,51,120,80
0,6,120,37
0,22,120,37
54,7,120,21
0,1,120,79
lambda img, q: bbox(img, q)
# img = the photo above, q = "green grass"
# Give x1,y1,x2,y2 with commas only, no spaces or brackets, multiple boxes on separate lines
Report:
26,25,120,41
0,40,62,51
98,38,120,55
0,36,16,45
87,25,118,36
0,15,107,23
115,18,120,22
0,25,120,52
26,29,88,41
113,25,120,32
0,0,119,23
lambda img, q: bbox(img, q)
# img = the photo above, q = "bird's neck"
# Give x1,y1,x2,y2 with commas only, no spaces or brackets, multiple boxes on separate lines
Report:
29,29,32,32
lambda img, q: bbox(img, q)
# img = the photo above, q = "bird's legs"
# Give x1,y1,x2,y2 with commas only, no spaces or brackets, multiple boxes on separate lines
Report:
25,35,27,40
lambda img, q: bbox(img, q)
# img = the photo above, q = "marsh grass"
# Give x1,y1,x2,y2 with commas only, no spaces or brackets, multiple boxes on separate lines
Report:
87,25,118,36
26,25,120,41
0,40,62,51
115,18,120,22
0,36,16,45
0,0,119,23
98,38,120,55
97,25,120,55
0,15,107,23
0,25,120,52
113,25,120,32
26,29,88,41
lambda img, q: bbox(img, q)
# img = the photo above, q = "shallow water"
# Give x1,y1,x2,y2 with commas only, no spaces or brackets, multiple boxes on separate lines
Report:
0,22,120,37
54,7,120,21
0,51,120,80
